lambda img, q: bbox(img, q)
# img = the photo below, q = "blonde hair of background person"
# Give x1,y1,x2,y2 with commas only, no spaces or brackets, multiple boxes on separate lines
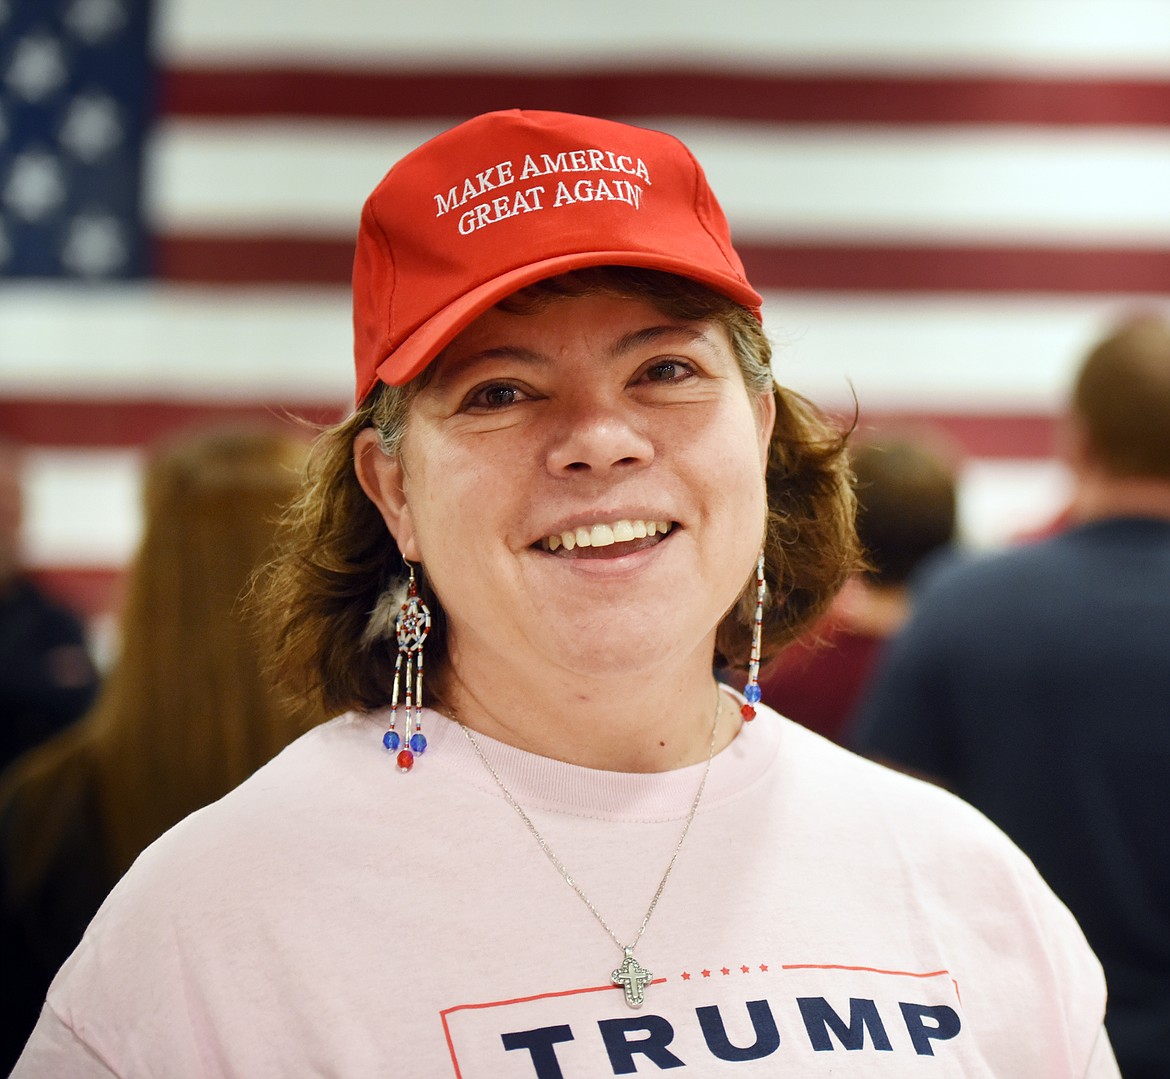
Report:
3,428,321,898
0,427,327,1069
91,427,326,871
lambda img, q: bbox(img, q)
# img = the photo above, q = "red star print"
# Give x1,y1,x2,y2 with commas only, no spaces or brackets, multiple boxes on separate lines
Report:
740,965,751,973
681,972,691,981
721,967,731,976
759,964,769,972
701,969,711,978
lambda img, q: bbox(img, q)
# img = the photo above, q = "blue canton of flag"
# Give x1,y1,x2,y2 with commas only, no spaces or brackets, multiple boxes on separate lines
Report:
0,0,152,278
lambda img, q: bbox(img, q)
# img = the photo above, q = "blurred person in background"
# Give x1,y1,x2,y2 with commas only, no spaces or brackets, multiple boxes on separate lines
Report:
853,316,1170,1079
0,439,100,771
0,427,326,1071
757,434,959,744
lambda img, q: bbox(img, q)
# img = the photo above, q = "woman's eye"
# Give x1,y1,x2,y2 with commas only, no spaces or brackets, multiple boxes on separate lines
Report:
644,359,693,383
466,383,524,409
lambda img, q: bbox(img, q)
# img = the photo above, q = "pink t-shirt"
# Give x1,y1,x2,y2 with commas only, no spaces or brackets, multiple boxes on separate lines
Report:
16,703,1118,1077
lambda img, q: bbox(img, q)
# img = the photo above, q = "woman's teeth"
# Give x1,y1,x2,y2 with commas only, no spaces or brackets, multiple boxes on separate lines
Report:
542,519,672,552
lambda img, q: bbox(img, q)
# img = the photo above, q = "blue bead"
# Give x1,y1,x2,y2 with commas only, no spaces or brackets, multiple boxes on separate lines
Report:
409,732,428,754
383,730,400,751
744,684,762,704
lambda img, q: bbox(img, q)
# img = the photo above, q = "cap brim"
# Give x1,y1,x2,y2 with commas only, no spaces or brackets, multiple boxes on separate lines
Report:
368,251,763,394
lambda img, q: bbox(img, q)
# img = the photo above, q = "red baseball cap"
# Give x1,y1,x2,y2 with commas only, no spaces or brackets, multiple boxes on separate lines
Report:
352,109,763,401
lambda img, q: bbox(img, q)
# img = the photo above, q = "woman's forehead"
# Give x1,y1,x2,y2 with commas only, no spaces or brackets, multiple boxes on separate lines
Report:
430,293,731,377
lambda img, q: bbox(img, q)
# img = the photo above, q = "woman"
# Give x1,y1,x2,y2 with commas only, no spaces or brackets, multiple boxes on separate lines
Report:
15,111,1117,1076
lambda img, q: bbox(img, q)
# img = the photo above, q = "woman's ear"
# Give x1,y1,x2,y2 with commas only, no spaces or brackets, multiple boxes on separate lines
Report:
353,429,421,561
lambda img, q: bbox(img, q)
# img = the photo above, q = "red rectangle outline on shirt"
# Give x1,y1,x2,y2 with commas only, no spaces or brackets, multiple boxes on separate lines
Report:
439,964,959,1076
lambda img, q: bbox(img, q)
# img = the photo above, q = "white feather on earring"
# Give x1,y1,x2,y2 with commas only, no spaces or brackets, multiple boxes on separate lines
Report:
361,575,409,647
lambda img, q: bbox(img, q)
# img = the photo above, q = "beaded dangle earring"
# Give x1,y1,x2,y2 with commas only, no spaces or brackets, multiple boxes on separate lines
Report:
741,549,766,721
382,562,432,772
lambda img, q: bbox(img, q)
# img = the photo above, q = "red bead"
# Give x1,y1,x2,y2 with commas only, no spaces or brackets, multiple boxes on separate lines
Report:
740,704,756,721
396,749,415,772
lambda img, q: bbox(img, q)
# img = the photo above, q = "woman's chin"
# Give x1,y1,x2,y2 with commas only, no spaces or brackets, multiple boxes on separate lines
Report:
538,625,697,682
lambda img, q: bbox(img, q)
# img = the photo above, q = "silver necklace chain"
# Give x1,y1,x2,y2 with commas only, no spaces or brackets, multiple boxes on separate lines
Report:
457,687,723,1008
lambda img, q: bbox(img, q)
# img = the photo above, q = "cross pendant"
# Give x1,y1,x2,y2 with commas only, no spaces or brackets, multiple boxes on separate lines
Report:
611,946,654,1008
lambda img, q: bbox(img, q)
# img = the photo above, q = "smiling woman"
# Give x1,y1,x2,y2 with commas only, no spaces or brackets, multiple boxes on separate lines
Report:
13,111,1120,1077
268,266,855,744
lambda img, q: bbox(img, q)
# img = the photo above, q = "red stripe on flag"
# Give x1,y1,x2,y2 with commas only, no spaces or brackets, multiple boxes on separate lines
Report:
848,411,1059,459
161,68,1170,126
155,235,1170,294
0,398,347,449
154,234,356,285
739,243,1170,295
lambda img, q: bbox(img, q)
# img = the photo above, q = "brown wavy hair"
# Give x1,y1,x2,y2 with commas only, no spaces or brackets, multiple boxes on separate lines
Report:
262,268,859,716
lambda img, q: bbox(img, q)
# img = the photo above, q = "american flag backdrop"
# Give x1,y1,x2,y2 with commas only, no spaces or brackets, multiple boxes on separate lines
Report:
2,0,1170,644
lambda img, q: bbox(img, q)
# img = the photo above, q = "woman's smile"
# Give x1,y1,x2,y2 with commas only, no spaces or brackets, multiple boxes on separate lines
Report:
537,517,674,554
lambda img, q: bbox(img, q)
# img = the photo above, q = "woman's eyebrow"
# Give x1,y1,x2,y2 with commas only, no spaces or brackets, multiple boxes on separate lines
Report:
612,324,715,356
432,346,545,384
435,325,716,385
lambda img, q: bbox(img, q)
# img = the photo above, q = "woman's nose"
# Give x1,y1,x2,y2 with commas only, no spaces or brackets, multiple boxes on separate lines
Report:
544,396,655,475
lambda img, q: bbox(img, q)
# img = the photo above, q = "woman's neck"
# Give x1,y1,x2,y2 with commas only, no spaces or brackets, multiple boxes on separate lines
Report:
432,647,736,773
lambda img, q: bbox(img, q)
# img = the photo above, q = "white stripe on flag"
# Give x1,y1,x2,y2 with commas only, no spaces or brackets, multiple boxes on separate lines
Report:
147,120,1170,242
158,0,1170,73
